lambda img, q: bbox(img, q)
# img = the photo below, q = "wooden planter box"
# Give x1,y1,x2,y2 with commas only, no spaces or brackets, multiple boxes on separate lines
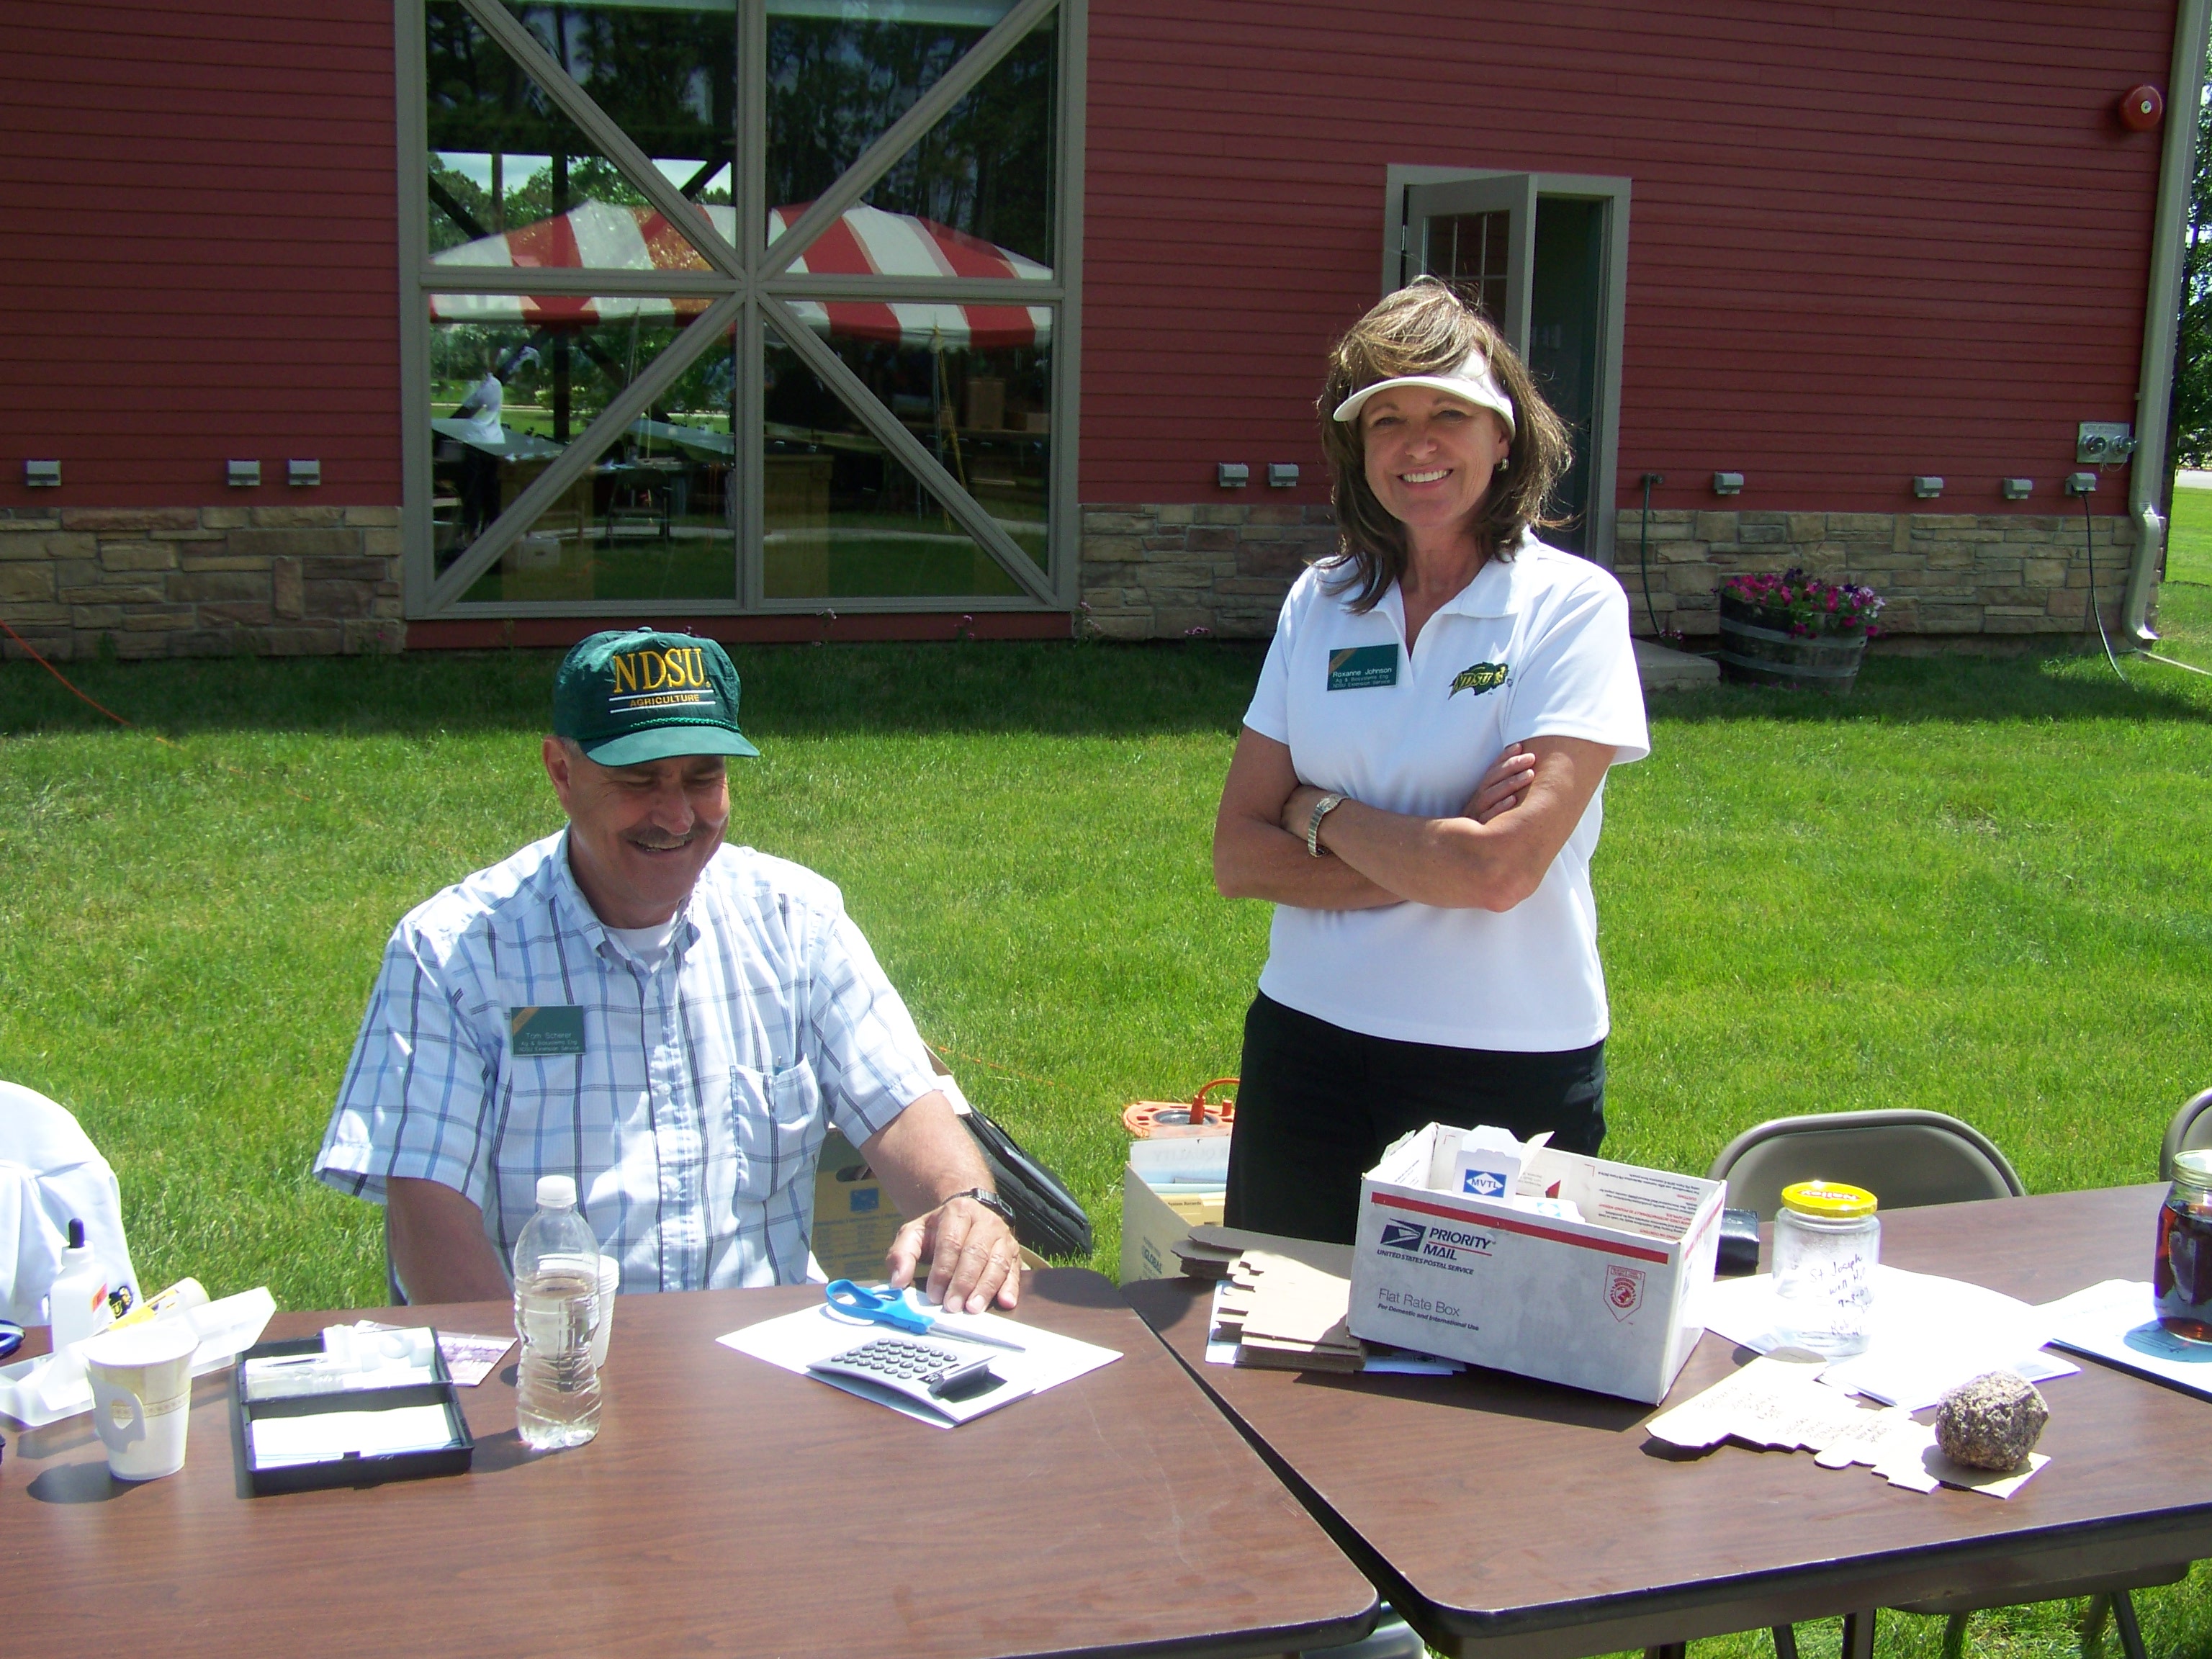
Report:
1717,594,1869,695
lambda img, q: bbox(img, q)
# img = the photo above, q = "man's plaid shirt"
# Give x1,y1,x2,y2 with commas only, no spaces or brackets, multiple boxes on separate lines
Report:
315,832,938,1292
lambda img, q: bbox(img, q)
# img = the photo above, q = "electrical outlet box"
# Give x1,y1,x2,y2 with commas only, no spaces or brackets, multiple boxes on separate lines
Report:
2064,472,2098,497
287,459,321,487
1267,463,1298,488
1711,472,1745,495
1912,476,1943,499
2076,422,2135,465
1216,462,1249,489
227,459,261,488
2001,477,2033,500
24,459,60,488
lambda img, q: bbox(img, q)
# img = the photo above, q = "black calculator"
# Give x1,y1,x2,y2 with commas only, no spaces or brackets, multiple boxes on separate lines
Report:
807,1336,1030,1424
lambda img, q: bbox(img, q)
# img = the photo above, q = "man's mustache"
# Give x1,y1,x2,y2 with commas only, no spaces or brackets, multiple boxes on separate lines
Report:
626,825,714,851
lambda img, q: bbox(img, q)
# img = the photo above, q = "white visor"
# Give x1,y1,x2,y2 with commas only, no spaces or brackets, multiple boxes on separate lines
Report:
1331,351,1515,435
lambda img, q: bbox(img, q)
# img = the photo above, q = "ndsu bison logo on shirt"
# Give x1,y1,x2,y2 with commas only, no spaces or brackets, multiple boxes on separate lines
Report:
1449,661,1510,697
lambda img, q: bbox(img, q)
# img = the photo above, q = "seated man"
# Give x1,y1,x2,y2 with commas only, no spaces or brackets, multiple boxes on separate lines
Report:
314,629,1020,1312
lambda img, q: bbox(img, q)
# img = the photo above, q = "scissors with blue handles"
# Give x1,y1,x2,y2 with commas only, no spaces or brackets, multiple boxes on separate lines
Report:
822,1280,1027,1352
0,1320,22,1362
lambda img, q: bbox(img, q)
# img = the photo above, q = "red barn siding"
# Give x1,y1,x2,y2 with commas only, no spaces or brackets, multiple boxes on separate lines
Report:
1079,0,2179,515
0,2,399,508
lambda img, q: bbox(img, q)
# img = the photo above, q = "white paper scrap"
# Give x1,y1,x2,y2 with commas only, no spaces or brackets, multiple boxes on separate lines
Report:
719,1295,1119,1429
2041,1279,2212,1399
1647,1352,1852,1450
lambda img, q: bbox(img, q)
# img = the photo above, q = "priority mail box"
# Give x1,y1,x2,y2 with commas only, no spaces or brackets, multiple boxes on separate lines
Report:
1120,1134,1229,1283
1347,1123,1726,1403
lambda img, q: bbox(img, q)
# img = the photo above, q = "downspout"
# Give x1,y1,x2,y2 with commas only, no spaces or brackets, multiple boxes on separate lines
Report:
2126,0,2212,646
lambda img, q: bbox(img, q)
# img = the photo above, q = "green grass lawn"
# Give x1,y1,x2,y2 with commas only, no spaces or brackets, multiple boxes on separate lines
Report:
2169,484,2212,588
4,611,2211,1659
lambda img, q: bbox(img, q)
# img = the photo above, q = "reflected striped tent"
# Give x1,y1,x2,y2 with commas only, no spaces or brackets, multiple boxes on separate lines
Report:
431,201,1052,351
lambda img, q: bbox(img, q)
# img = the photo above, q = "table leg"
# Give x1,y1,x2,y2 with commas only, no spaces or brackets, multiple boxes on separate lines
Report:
2113,1591,2149,1659
1642,1645,1687,1659
1771,1624,1800,1659
1842,1609,1876,1659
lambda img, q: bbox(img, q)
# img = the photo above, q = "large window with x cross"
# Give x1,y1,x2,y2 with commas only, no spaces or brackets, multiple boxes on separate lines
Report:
400,0,1078,616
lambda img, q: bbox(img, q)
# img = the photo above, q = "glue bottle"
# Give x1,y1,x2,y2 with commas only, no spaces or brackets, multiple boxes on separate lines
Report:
48,1218,114,1353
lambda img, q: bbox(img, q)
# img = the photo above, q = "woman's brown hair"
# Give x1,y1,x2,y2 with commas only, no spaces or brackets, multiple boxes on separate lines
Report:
1316,276,1571,612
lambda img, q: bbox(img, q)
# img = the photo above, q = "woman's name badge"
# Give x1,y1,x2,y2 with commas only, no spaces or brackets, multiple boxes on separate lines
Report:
510,1005,586,1057
1326,644,1398,691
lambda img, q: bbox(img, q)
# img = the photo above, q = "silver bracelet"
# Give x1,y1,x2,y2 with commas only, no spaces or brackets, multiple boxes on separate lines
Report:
1305,793,1346,857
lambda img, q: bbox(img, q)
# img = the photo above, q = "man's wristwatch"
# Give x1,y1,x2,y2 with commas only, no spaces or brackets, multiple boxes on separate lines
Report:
946,1187,1017,1228
1305,792,1346,857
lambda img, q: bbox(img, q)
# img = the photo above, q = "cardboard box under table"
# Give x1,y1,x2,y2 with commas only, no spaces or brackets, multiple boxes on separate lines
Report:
1348,1123,1726,1403
1120,1135,1228,1284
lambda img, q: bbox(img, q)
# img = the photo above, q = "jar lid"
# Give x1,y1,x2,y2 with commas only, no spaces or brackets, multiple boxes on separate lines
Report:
2175,1151,2212,1182
1780,1179,1878,1217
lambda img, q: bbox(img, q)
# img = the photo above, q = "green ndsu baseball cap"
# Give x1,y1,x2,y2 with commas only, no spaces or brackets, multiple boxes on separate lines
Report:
553,629,760,765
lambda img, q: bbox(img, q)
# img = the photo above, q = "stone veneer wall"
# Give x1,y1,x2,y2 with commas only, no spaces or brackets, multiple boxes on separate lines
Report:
1080,503,2137,642
0,506,404,660
0,501,2139,657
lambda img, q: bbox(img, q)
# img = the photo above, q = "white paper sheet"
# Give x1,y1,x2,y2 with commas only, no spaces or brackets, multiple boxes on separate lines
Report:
1700,1267,2074,1410
718,1295,1120,1429
2041,1278,2212,1398
250,1403,461,1468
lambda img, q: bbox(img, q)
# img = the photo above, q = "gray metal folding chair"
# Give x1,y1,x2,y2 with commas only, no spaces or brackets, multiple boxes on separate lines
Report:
2160,1087,2212,1181
1707,1108,2023,1220
1667,1111,2175,1659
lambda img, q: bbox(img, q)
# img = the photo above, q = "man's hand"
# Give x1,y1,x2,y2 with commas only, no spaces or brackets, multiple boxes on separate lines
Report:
860,1090,1023,1313
884,1194,1022,1314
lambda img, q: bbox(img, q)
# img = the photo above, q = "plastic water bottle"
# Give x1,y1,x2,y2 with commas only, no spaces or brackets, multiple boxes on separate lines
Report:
512,1175,602,1450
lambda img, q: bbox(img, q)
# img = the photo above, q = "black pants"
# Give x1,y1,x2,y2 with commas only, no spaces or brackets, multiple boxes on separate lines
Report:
1224,992,1606,1246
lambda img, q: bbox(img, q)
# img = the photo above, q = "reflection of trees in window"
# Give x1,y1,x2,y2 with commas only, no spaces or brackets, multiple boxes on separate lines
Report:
505,4,734,164
768,18,1054,263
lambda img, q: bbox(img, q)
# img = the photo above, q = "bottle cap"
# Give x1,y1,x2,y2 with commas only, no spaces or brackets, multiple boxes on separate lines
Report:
1780,1179,1878,1218
536,1174,577,1208
66,1218,85,1251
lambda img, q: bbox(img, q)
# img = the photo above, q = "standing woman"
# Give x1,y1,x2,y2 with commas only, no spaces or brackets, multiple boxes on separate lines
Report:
1213,278,1649,1245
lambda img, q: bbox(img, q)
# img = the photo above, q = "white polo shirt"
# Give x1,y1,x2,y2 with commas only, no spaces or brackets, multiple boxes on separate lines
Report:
1243,538,1650,1051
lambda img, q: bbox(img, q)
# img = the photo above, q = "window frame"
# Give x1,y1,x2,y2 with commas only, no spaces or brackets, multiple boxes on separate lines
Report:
395,0,1084,619
1382,165,1629,566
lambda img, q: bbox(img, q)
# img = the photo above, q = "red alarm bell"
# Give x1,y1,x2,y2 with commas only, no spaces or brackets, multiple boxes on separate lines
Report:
2121,84,2165,132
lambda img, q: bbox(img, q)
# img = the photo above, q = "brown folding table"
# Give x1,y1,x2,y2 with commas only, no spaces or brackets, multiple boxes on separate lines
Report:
1125,1184,2212,1659
2,1267,1377,1659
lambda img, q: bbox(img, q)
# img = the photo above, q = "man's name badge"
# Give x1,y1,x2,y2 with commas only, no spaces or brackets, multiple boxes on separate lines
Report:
510,1005,586,1057
1326,644,1399,691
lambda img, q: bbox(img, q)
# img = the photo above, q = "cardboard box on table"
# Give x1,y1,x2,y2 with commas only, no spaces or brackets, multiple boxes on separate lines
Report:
1347,1123,1727,1404
1120,1135,1229,1284
810,1124,1050,1282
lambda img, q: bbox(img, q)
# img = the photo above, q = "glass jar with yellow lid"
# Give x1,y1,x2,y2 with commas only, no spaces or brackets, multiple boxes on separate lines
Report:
1771,1179,1879,1356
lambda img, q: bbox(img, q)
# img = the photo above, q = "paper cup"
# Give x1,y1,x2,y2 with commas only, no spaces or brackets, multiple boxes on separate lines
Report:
81,1320,198,1481
590,1255,619,1370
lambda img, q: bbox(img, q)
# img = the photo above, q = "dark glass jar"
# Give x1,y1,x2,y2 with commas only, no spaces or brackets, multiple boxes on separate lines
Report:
2154,1150,2212,1341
